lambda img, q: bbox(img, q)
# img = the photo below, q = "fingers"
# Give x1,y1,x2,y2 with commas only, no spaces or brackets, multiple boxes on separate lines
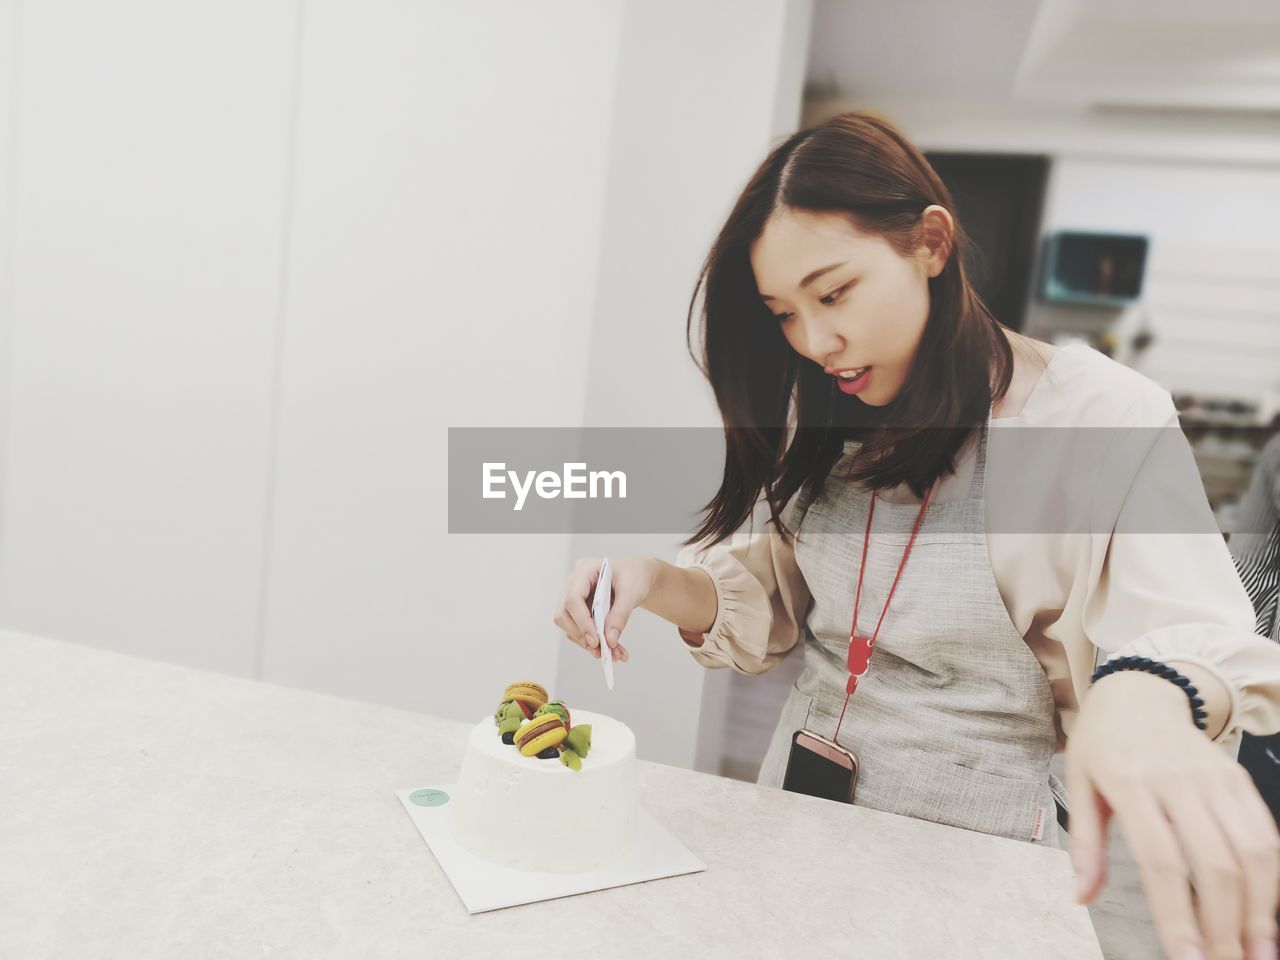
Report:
1112,788,1204,960
562,559,600,649
603,594,637,663
1066,751,1112,904
1084,744,1280,960
1212,766,1280,957
564,590,599,651
552,608,628,662
553,558,623,663
1140,762,1280,960
553,609,598,657
1163,780,1244,959
553,558,635,665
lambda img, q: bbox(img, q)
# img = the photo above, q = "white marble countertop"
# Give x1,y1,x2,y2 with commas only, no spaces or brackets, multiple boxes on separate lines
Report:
1,628,1102,959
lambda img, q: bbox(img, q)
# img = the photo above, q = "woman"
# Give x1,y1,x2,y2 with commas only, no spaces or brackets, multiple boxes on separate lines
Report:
553,111,1280,960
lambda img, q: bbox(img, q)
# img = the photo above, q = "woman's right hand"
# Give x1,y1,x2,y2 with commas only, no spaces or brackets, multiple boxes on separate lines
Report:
553,556,659,664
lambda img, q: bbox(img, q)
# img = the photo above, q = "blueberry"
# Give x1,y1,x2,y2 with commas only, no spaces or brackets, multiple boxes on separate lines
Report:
501,731,515,745
537,747,559,760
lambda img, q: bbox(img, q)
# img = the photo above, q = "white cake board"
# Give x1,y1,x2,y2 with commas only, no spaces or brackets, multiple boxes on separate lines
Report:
397,785,706,914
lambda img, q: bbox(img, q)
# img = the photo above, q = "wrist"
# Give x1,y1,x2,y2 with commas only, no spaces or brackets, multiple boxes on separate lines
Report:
643,558,717,643
1088,658,1212,734
639,558,667,612
1090,669,1189,713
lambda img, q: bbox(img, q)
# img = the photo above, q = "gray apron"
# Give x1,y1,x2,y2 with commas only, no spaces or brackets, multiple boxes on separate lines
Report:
757,410,1068,847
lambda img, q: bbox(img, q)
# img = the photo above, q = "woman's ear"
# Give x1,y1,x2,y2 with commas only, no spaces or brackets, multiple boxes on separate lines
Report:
918,204,954,278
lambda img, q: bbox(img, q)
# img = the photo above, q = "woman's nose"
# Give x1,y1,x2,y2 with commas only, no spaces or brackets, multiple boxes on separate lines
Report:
800,313,843,357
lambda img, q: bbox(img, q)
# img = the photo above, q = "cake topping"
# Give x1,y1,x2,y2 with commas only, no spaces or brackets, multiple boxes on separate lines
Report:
502,682,549,719
515,714,568,757
494,700,525,736
493,683,593,771
559,723,592,769
534,699,571,731
565,724,592,757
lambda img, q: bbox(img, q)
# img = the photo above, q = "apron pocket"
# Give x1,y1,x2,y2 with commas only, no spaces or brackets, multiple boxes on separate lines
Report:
882,745,1049,844
756,683,815,789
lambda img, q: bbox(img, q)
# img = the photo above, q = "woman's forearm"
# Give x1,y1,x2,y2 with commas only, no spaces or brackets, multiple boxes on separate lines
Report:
640,560,718,644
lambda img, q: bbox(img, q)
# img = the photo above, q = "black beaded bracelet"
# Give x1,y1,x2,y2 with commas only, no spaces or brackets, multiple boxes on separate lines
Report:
1090,656,1208,731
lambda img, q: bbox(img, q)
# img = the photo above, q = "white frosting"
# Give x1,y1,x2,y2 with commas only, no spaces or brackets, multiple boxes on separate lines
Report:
449,710,639,873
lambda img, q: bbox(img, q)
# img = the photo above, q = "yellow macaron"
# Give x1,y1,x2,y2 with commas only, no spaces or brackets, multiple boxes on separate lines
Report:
514,714,568,757
503,681,549,717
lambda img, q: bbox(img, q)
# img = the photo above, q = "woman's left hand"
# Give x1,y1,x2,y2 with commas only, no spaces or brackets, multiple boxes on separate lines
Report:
1067,669,1280,960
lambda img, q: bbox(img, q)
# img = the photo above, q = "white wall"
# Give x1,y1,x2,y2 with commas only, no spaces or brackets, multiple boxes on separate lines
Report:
0,1,298,677
257,2,623,721
550,0,813,770
0,4,16,556
0,1,814,760
0,0,621,720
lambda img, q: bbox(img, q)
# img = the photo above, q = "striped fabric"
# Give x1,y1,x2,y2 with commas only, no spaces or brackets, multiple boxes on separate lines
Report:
1228,433,1280,828
1240,524,1280,640
1229,433,1280,643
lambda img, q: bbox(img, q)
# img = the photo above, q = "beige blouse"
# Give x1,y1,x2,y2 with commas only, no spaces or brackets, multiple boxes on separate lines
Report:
675,343,1280,754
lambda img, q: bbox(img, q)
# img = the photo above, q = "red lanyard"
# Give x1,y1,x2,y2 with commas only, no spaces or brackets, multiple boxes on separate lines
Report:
832,480,935,744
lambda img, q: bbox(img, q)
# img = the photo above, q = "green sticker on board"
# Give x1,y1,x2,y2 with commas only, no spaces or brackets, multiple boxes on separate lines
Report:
410,788,450,807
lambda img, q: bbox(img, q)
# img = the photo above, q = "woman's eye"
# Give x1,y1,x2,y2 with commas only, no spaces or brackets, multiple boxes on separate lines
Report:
772,284,850,322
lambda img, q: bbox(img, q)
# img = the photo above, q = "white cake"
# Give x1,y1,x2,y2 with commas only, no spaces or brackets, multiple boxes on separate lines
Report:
450,709,639,873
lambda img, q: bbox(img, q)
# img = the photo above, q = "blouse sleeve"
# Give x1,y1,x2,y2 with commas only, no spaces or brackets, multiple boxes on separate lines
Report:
671,495,813,676
1082,392,1280,748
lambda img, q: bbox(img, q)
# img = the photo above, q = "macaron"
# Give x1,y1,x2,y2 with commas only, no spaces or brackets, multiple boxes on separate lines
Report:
503,682,548,718
514,714,568,757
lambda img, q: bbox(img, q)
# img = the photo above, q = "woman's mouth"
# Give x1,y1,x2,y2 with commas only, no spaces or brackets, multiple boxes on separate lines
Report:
834,366,872,395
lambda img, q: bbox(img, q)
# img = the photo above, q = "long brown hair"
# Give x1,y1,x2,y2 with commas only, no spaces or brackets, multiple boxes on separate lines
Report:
682,110,1014,549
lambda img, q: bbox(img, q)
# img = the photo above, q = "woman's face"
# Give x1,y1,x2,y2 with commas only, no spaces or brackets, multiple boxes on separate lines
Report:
749,206,950,406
